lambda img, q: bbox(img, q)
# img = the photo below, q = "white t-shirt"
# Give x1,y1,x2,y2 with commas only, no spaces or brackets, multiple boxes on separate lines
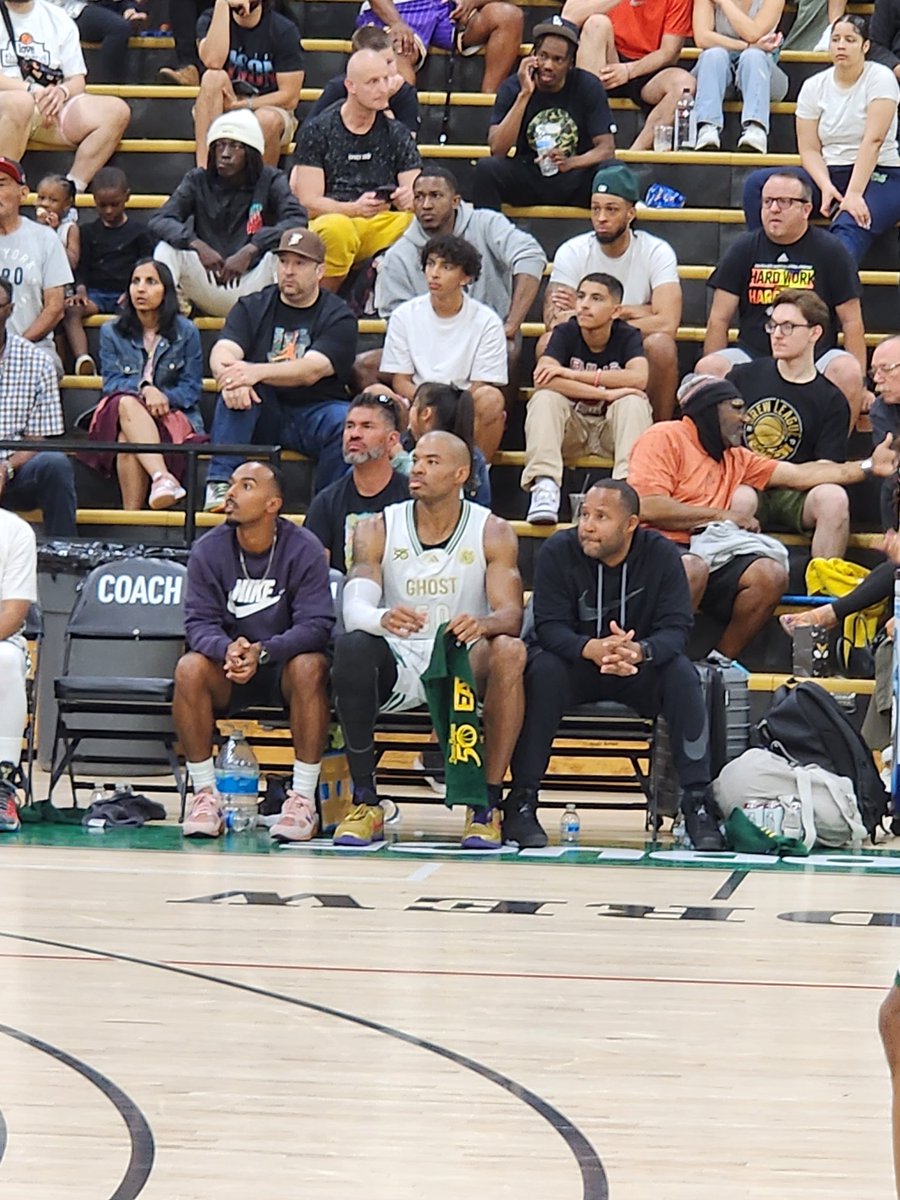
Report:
549,229,679,305
796,62,900,167
0,510,37,607
0,219,73,352
0,0,86,81
381,293,509,388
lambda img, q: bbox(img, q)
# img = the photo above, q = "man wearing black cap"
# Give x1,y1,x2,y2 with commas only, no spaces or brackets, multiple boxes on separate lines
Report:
473,16,616,211
203,226,358,510
628,377,897,657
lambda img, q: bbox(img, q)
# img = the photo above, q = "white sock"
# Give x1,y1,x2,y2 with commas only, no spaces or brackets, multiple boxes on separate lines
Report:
0,740,21,766
69,175,88,194
187,758,216,793
292,760,320,798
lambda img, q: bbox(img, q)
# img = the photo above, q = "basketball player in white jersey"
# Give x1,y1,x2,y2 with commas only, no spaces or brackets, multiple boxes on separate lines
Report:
333,430,525,848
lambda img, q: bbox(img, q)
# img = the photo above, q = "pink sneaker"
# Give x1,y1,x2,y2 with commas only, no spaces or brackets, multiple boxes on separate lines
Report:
182,789,224,838
270,790,319,843
149,472,186,511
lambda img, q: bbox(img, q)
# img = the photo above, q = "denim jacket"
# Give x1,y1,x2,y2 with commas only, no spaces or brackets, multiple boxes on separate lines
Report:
99,315,205,432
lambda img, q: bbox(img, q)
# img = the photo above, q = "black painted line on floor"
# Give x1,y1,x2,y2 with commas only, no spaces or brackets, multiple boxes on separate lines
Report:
711,870,748,900
0,930,608,1200
0,1022,154,1200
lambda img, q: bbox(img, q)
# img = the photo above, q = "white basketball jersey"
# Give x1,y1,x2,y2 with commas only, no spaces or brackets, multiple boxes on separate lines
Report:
381,500,490,640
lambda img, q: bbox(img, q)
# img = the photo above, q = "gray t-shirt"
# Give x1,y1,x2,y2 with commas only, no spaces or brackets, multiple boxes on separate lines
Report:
0,218,73,353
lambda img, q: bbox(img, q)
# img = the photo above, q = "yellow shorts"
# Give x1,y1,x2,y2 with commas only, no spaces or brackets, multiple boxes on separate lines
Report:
310,210,414,278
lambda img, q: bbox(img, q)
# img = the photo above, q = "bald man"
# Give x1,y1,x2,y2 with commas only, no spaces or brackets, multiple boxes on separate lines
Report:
332,431,526,849
290,48,422,291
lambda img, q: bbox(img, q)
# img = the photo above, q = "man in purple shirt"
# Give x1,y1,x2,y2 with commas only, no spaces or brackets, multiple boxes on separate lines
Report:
173,460,334,842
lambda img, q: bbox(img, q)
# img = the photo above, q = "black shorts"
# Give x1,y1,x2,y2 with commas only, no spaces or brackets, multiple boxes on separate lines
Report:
679,549,764,626
224,663,285,715
603,60,654,109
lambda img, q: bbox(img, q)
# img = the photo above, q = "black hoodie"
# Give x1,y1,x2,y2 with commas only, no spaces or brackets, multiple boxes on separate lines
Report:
532,525,694,667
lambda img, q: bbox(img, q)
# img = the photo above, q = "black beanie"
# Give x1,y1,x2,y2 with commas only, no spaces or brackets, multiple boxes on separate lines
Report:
681,378,744,462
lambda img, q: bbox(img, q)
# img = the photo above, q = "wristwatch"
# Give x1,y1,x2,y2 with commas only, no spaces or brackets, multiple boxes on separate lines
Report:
859,457,874,476
639,639,653,664
258,646,270,666
2,461,13,483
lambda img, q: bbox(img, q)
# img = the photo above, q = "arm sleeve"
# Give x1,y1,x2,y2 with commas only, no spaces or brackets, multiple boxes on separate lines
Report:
826,240,863,302
308,305,358,385
148,175,201,250
184,547,231,664
271,15,304,73
490,212,547,280
292,116,327,170
548,237,583,289
0,519,36,602
866,62,900,102
532,539,591,661
374,241,420,317
221,297,254,349
811,391,850,462
380,306,414,374
471,313,509,385
869,1,900,70
627,424,680,497
707,238,748,295
832,559,895,619
388,120,422,174
160,321,203,413
794,76,820,120
489,77,517,125
263,538,336,662
646,236,679,287
663,0,693,36
544,321,575,365
584,76,615,138
57,11,87,76
738,448,779,489
42,232,73,288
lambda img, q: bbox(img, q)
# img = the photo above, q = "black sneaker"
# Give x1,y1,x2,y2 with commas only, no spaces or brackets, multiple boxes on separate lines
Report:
501,787,548,848
682,788,725,851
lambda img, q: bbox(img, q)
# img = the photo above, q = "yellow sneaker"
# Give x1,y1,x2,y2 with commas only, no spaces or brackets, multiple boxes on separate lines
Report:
461,806,501,849
333,803,384,846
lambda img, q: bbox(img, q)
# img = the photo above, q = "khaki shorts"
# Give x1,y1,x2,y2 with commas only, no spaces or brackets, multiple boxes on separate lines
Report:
27,93,83,146
756,486,807,534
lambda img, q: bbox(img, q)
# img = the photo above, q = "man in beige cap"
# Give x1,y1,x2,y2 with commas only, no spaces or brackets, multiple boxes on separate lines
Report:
204,226,359,510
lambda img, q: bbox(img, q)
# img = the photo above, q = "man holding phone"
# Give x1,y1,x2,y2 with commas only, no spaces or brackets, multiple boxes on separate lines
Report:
291,48,422,292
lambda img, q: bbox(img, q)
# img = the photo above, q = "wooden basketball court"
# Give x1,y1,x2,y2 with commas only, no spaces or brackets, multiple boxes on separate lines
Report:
1,793,898,1199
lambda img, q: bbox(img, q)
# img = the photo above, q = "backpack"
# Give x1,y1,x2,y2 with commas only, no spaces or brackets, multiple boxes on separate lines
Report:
754,680,890,841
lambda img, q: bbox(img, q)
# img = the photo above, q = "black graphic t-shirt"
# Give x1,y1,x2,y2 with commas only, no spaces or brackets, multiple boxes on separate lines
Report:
293,104,422,201
305,470,410,573
196,9,303,95
491,67,614,169
708,227,861,357
545,315,644,373
728,358,849,463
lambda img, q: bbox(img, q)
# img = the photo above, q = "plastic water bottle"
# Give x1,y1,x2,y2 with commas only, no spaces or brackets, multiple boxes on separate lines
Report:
675,88,694,150
535,131,558,177
87,781,111,808
560,802,581,845
763,800,784,836
215,733,259,833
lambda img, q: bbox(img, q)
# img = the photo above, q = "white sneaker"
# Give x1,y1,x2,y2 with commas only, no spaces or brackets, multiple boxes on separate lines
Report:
738,123,767,154
203,481,229,512
526,478,560,525
694,123,720,151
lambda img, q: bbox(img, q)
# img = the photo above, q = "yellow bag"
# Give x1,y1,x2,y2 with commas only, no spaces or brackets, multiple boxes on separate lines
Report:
805,557,887,648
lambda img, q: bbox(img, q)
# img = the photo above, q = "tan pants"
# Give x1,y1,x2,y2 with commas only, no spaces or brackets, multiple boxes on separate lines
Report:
522,388,653,486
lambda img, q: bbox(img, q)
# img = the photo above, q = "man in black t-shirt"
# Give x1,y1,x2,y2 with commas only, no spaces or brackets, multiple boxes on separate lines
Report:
290,48,422,291
204,227,359,510
697,170,870,430
305,392,409,572
523,272,651,524
473,17,616,211
194,0,304,168
726,288,853,559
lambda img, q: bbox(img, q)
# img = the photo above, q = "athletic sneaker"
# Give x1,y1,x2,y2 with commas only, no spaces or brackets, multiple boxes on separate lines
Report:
333,801,384,846
526,478,560,525
461,805,501,849
681,787,725,851
501,787,547,848
182,789,224,838
149,472,186,511
695,123,721,151
203,481,229,513
270,791,319,843
0,780,20,833
738,123,767,154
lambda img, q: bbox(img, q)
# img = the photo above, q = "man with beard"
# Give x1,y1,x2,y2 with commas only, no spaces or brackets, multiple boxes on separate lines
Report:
304,392,409,572
173,460,335,842
150,109,306,318
504,478,724,851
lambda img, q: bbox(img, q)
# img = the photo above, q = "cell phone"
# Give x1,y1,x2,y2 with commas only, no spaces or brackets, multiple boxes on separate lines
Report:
827,198,841,218
232,79,259,98
371,185,395,200
529,65,537,80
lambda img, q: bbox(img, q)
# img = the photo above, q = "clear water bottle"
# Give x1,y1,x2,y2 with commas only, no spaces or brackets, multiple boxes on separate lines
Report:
88,781,111,808
675,88,694,150
215,732,259,833
535,131,558,177
763,800,784,836
560,802,581,845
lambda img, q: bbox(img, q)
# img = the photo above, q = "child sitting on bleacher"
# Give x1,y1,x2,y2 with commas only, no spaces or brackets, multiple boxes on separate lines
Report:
34,174,79,273
62,166,154,377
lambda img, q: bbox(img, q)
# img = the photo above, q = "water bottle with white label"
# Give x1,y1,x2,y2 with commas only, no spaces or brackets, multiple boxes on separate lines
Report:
215,732,259,833
535,129,559,176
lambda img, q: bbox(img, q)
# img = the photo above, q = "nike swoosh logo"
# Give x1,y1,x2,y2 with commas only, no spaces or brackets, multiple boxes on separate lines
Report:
682,730,709,760
227,595,283,619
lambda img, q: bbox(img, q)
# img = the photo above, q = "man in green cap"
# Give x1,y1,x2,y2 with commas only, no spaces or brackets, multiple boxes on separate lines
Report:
542,162,681,420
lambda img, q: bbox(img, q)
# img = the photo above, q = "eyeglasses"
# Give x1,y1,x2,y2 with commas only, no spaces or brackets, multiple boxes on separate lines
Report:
872,361,900,377
761,196,807,209
765,320,811,336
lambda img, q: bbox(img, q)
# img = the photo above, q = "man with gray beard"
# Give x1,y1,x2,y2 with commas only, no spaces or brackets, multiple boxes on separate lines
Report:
304,391,409,572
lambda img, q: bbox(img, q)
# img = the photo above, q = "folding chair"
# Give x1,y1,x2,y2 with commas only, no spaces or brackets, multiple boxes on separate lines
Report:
48,558,187,804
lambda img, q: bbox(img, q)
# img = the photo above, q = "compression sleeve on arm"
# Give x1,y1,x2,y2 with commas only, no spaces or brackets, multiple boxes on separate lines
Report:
343,576,389,636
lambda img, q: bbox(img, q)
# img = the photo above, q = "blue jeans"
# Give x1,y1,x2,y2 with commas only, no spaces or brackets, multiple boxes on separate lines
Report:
742,164,900,263
2,452,77,537
693,46,788,133
207,387,351,492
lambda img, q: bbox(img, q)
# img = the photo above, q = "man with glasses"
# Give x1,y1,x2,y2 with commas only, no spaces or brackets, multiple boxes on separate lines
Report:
696,170,870,430
726,288,853,558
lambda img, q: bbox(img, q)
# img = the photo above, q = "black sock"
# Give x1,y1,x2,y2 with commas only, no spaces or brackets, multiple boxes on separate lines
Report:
353,777,377,802
486,783,503,808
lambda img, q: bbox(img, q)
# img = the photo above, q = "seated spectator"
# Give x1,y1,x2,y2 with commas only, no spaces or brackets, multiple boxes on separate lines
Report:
867,335,900,531
0,508,36,834
727,288,852,558
332,430,525,849
0,0,130,194
193,0,304,168
159,0,205,86
290,48,421,293
376,167,545,384
561,0,694,151
0,277,77,536
34,173,78,272
310,24,419,138
692,0,788,154
869,0,900,76
49,0,149,84
627,377,895,657
203,227,358,511
742,17,900,265
473,18,615,212
150,110,306,318
304,391,409,572
525,272,651,525
696,170,869,429
174,460,334,843
62,166,154,376
393,380,491,507
380,233,507,460
781,0,845,51
543,162,679,420
82,259,204,511
356,0,522,94
505,479,725,851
